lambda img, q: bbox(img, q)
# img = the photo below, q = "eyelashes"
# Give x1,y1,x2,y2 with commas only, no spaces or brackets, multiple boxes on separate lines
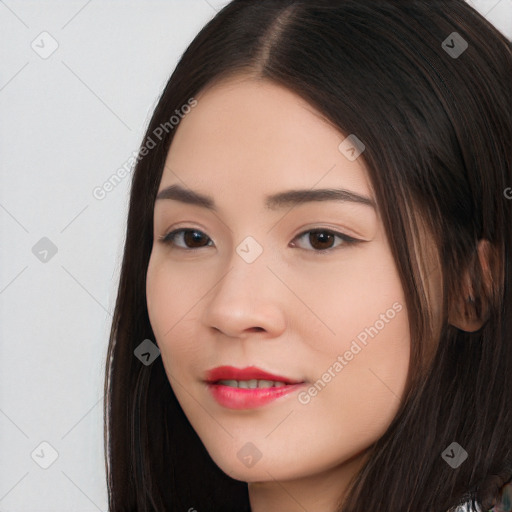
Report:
160,229,214,250
158,227,361,254
290,229,360,252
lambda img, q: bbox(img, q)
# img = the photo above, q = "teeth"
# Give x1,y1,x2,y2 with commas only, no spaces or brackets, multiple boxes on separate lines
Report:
217,379,289,389
219,380,238,387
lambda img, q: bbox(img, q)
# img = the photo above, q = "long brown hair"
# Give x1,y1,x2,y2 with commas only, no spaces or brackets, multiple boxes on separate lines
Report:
104,1,512,510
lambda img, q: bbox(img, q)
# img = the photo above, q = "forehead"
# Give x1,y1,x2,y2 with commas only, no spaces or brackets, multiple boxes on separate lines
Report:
162,75,374,205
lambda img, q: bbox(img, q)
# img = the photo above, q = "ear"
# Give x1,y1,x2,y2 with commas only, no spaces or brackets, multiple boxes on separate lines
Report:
448,239,495,332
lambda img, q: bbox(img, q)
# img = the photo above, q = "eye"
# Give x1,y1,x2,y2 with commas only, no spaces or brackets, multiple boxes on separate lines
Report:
159,228,213,250
290,229,360,252
159,227,360,252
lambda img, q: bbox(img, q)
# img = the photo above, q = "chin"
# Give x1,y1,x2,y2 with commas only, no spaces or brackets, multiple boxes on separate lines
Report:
210,449,307,483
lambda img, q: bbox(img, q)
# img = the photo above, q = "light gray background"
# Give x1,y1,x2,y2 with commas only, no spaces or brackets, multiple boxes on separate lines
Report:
1,1,510,510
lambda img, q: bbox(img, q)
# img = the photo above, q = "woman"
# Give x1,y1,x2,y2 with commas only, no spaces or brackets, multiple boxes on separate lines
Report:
103,1,512,510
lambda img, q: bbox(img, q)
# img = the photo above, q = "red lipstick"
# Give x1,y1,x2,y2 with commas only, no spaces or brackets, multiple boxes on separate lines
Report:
205,365,305,410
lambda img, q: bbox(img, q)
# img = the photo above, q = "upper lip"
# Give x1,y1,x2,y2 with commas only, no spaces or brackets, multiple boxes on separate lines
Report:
205,365,304,384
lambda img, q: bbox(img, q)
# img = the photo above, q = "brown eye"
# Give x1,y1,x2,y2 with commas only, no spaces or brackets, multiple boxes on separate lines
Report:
308,231,335,250
161,229,213,249
160,227,360,253
291,229,359,252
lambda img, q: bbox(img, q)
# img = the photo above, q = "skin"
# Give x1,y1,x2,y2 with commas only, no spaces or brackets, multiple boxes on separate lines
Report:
146,75,433,511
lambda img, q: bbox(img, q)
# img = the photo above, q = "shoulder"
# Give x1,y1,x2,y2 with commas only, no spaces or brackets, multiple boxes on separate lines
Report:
449,479,512,512
449,501,483,512
489,479,512,511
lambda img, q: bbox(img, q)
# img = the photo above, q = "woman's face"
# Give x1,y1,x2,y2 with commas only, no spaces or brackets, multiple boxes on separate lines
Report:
146,75,411,486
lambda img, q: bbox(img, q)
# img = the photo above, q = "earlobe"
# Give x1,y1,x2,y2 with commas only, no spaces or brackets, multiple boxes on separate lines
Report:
449,294,485,333
448,239,495,333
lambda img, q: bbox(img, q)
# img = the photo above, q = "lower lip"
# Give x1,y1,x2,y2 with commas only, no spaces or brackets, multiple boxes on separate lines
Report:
206,382,304,409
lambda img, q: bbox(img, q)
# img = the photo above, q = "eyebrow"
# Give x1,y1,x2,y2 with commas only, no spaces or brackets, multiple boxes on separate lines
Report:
155,184,376,211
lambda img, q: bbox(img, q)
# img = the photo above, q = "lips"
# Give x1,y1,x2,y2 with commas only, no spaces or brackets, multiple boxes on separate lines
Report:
205,365,303,384
204,365,306,410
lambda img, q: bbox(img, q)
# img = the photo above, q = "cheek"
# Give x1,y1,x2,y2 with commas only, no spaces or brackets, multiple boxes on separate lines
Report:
146,255,197,333
298,247,410,431
298,245,407,354
146,255,206,372
146,258,170,336
294,305,410,465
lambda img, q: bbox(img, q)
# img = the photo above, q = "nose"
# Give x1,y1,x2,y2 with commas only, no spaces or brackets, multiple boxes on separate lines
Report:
200,248,287,339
